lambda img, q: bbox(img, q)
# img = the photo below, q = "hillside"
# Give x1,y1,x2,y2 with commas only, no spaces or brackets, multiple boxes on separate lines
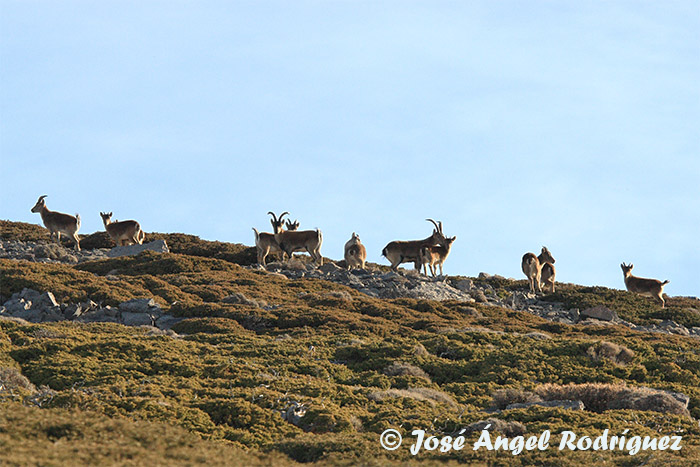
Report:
1,220,699,466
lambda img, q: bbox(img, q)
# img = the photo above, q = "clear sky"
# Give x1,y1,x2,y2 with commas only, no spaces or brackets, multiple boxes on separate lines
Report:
1,1,698,297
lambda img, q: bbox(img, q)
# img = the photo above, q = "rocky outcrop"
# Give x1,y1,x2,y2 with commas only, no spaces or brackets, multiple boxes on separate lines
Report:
107,240,169,258
0,288,183,333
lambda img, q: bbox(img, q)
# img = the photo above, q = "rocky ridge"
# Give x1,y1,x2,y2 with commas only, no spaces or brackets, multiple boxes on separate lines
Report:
1,239,698,339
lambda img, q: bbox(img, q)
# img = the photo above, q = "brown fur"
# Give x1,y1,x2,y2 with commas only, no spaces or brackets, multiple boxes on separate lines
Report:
31,195,81,251
521,247,555,293
621,263,669,307
418,236,456,277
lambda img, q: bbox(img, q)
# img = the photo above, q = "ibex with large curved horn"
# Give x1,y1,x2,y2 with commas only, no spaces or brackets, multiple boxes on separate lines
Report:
100,212,145,246
252,212,300,266
30,195,81,251
382,219,447,271
272,212,323,266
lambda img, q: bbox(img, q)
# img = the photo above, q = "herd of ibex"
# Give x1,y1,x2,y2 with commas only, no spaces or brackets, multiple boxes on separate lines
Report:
29,195,672,307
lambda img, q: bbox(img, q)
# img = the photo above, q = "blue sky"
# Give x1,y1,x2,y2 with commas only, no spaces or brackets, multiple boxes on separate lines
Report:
1,1,698,297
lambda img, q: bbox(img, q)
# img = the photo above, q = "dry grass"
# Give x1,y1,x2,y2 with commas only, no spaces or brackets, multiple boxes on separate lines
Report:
491,388,542,410
586,341,635,365
383,362,430,380
367,387,458,409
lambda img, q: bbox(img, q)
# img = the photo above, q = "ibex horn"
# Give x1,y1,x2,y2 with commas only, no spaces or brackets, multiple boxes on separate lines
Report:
426,218,441,233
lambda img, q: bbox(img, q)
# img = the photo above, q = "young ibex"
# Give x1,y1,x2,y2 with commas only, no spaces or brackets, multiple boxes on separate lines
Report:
252,212,299,266
521,246,556,293
540,262,556,293
30,195,81,251
382,219,446,271
344,232,367,270
418,235,457,277
273,212,323,266
621,263,670,308
100,212,145,246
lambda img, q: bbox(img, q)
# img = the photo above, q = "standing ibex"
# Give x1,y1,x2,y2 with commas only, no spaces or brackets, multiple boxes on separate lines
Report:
272,212,323,266
252,212,300,266
30,195,81,251
418,235,457,277
382,219,446,271
621,263,669,307
100,212,145,246
344,232,367,270
521,246,556,293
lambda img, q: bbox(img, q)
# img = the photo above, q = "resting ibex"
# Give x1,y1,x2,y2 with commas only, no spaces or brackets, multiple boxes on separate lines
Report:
252,212,299,265
418,235,456,277
344,232,367,270
100,212,145,246
521,246,556,293
382,219,446,271
273,212,323,265
621,263,669,307
30,195,81,251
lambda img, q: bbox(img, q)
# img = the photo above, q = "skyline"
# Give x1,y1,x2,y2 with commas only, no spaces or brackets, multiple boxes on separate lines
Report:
1,1,698,297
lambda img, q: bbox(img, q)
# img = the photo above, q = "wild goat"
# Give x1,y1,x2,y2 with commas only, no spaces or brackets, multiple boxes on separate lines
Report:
621,263,669,308
521,246,556,293
272,212,323,266
344,232,367,270
418,235,456,277
540,262,556,293
252,212,299,265
100,212,145,246
382,219,447,271
30,195,81,251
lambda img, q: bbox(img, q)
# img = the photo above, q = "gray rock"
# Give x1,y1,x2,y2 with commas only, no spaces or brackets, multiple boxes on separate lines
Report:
77,309,119,323
452,278,474,291
154,315,185,330
581,305,619,322
506,400,585,411
63,303,84,320
121,312,155,327
318,262,343,274
119,298,160,314
3,298,31,314
107,240,169,258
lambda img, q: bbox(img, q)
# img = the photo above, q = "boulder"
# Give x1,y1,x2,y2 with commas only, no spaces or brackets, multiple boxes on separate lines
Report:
119,298,160,314
107,240,169,258
581,305,618,322
121,312,155,327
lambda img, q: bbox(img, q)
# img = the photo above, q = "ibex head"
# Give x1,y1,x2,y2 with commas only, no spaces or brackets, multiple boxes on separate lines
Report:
621,263,634,276
31,195,48,213
540,246,555,264
285,219,300,231
426,218,446,243
268,211,289,234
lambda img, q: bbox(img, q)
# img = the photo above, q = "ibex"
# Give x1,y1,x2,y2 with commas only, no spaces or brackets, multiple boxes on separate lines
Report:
273,212,323,266
540,262,556,293
418,235,457,277
252,213,299,266
521,246,556,293
100,212,145,246
382,219,446,271
30,195,81,251
344,232,367,270
621,263,669,308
